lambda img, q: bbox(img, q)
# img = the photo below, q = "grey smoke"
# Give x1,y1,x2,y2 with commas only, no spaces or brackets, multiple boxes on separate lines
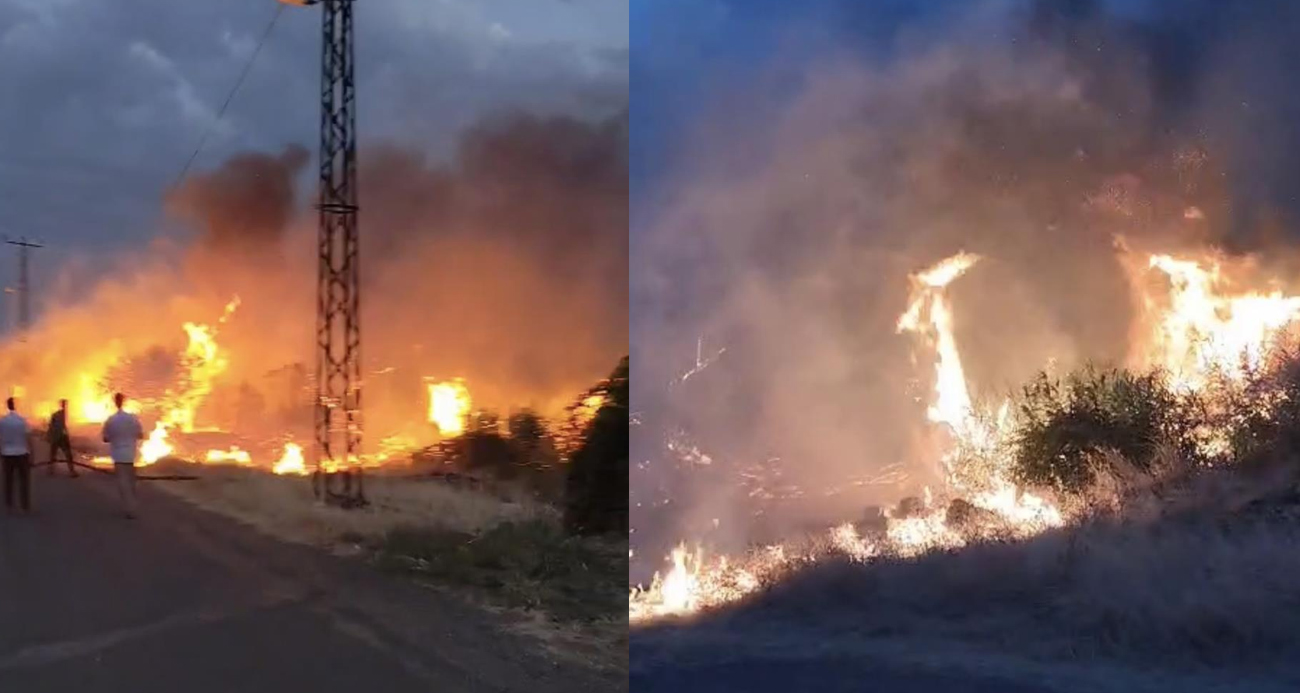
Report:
630,0,1300,569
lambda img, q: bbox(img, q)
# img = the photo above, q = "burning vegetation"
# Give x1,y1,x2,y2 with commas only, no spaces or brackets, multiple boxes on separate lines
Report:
629,0,1300,637
4,110,627,480
632,247,1300,623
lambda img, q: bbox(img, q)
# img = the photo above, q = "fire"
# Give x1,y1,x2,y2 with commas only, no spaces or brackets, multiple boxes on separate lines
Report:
1131,253,1300,391
632,251,1064,624
636,246,1300,624
204,447,253,466
163,318,232,433
897,252,984,450
574,393,606,425
139,422,172,466
273,442,306,475
80,399,112,424
372,434,417,464
427,379,472,436
657,545,702,615
630,543,804,623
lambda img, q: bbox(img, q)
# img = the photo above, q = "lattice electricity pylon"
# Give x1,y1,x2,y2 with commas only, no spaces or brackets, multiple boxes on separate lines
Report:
282,0,365,507
4,238,42,339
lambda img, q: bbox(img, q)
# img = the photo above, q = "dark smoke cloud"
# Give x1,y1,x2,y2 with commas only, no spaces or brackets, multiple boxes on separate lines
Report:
158,109,628,439
167,145,310,259
362,109,629,299
359,109,629,414
630,0,1300,568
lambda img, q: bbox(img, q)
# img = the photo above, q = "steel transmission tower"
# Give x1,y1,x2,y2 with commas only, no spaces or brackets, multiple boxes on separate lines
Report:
282,0,364,506
4,238,42,337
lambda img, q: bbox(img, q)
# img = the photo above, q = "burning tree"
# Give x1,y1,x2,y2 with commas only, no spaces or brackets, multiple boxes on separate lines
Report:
554,381,615,461
564,356,629,536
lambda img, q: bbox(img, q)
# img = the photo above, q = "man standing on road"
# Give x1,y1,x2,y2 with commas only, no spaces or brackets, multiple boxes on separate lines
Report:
0,397,33,514
101,393,144,519
47,399,77,478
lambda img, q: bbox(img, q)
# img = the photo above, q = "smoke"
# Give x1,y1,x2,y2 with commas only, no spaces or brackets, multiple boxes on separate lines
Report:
359,109,629,428
630,0,1300,568
167,145,309,257
1,108,627,454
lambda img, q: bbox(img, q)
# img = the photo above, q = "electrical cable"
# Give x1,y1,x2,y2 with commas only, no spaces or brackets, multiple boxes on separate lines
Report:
167,3,286,194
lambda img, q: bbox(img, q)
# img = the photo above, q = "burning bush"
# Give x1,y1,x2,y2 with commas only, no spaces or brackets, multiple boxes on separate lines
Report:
1010,366,1203,494
1213,341,1300,464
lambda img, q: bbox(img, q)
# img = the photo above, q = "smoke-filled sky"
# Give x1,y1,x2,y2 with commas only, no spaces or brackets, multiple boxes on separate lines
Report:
0,0,627,451
630,0,1300,558
0,0,627,318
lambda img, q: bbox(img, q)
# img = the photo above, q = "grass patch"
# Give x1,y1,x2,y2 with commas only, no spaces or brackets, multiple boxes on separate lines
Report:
372,519,625,624
155,467,626,640
155,468,544,549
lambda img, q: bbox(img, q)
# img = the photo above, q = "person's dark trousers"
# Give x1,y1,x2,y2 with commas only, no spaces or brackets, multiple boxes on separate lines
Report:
3,454,31,512
48,436,75,476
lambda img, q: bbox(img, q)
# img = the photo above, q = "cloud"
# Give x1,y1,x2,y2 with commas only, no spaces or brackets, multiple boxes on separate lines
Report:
0,0,627,307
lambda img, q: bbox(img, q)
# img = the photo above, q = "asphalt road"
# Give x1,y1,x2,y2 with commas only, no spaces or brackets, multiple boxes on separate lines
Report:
0,468,622,693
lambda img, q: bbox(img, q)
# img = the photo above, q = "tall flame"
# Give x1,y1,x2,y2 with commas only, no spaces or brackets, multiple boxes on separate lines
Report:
631,251,1065,624
162,316,232,433
897,252,981,440
139,422,172,466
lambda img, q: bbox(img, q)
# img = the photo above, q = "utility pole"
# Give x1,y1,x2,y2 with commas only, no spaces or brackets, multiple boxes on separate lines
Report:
5,238,42,336
280,0,364,507
2,288,15,335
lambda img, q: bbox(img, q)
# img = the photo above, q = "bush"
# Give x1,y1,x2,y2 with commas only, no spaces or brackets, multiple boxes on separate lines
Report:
508,409,549,464
1214,344,1300,463
1011,365,1203,494
457,431,523,478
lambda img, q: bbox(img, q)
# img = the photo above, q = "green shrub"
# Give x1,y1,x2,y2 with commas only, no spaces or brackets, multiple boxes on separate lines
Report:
1011,365,1203,494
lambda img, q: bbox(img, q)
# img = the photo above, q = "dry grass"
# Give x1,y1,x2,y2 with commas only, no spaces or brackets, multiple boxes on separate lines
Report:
663,455,1300,682
154,464,546,549
154,463,626,670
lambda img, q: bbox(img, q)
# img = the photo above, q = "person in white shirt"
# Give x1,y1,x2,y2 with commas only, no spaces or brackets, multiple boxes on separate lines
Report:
0,397,32,514
101,393,144,519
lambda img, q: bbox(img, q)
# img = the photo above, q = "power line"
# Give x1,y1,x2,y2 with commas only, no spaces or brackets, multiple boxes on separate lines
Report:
168,3,286,194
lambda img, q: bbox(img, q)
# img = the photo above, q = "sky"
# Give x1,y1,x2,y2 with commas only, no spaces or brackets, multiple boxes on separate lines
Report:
630,0,1300,336
0,0,627,313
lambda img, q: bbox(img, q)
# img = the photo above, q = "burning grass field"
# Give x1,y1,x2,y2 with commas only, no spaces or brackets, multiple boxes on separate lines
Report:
630,246,1300,690
633,456,1300,693
630,2,1300,688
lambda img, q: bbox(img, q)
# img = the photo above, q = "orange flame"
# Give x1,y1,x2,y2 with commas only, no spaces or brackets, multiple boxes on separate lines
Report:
273,442,306,475
427,379,472,436
204,447,253,466
1131,253,1300,391
139,422,171,466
